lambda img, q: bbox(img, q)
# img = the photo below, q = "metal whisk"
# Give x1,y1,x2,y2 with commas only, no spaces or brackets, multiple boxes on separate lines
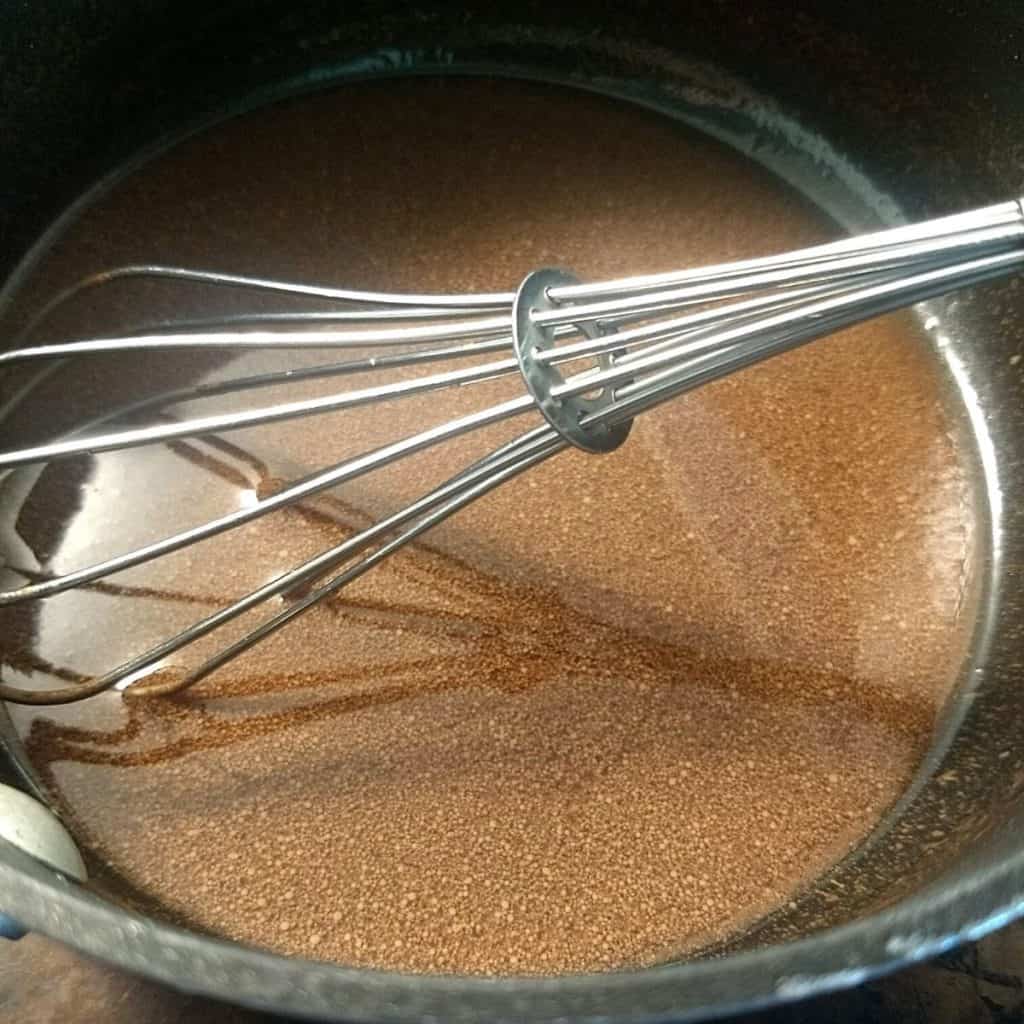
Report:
1,198,1023,706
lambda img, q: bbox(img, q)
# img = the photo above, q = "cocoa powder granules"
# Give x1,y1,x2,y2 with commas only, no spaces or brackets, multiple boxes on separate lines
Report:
1,77,976,975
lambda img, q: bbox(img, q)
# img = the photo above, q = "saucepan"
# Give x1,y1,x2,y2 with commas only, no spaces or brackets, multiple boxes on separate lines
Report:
0,1,1023,1020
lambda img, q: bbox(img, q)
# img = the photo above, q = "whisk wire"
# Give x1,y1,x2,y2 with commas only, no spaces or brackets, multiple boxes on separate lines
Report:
0,426,562,704
550,197,1024,301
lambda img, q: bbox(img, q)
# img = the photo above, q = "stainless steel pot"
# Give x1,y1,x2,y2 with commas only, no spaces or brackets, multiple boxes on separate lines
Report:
1,2,1023,1020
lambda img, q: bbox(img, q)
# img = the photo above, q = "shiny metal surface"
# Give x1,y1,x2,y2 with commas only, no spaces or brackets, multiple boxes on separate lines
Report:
513,267,632,454
0,783,86,938
0,784,86,882
0,199,1022,704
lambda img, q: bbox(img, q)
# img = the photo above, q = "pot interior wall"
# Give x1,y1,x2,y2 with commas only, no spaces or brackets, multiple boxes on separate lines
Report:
1,0,1024,990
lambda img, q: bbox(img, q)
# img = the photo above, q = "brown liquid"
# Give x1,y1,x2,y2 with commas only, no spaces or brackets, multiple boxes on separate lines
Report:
0,78,976,974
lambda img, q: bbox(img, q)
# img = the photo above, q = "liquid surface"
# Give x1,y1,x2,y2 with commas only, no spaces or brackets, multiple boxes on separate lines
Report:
0,78,976,974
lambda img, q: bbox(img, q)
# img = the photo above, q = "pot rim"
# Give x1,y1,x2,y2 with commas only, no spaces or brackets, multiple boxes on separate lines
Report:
1,829,1022,1022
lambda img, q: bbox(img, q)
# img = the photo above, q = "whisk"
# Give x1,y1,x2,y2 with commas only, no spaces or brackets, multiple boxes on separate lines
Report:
1,197,1022,706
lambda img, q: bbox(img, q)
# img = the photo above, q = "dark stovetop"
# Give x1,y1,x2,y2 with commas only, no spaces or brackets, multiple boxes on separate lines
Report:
3,924,1022,1024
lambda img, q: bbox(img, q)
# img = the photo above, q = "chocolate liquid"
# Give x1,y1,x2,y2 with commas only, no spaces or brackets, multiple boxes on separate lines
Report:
0,78,976,974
